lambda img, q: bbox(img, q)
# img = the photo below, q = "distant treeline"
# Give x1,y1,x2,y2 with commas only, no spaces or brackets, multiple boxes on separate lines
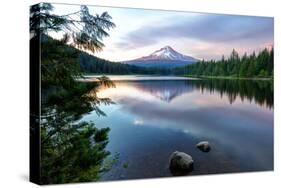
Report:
79,53,170,75
174,48,273,78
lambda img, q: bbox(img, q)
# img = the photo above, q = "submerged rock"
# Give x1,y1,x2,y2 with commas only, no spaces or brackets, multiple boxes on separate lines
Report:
196,141,211,152
169,151,194,175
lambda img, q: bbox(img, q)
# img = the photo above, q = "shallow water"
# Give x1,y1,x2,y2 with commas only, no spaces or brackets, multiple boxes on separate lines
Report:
82,77,273,180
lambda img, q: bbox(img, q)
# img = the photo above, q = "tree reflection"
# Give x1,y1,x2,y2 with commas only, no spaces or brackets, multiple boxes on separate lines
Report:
123,79,273,109
190,79,273,109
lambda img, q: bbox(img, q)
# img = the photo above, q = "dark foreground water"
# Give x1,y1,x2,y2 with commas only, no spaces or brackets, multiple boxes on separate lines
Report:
82,77,273,181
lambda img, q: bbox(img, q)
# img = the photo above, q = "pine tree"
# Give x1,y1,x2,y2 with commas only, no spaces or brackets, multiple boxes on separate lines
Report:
179,48,273,78
30,3,116,184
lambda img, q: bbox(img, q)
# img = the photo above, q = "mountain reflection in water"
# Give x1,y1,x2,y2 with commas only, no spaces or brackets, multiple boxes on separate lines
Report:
83,78,273,180
98,79,273,108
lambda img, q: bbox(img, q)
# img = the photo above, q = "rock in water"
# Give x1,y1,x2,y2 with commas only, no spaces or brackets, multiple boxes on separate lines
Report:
196,141,211,152
169,151,194,175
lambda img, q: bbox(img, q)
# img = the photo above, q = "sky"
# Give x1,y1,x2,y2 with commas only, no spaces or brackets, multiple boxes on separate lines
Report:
50,3,274,61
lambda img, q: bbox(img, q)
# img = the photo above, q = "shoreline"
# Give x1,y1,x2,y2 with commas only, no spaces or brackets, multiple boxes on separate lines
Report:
79,75,199,82
184,75,273,81
80,74,273,82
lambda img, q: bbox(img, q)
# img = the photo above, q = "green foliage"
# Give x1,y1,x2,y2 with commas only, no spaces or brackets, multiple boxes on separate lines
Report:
174,48,273,78
40,38,116,184
30,3,117,184
30,3,115,53
41,122,111,183
74,6,115,53
123,162,129,169
94,127,110,142
101,152,120,172
30,3,71,35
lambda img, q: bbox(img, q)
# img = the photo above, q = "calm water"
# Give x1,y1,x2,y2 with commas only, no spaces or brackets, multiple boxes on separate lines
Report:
82,76,273,180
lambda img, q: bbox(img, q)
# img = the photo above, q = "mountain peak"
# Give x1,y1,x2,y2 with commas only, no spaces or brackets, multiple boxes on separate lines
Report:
136,46,197,62
124,45,198,68
162,45,173,50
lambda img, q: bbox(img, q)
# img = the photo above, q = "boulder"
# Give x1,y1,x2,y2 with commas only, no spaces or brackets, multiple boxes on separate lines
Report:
196,141,211,152
169,151,194,175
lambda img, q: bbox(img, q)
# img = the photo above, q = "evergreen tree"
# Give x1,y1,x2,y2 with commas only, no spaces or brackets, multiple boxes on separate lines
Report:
30,3,116,184
178,48,273,78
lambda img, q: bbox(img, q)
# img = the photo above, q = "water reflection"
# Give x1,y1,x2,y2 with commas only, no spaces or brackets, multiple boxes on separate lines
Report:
193,79,273,109
127,80,195,102
98,79,273,108
84,78,273,180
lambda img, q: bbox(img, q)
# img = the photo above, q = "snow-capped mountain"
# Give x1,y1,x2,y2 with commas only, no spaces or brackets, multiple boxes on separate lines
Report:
138,46,197,61
123,46,198,68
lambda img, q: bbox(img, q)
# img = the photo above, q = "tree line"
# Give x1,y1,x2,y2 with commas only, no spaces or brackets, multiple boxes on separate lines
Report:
78,49,171,75
174,48,273,78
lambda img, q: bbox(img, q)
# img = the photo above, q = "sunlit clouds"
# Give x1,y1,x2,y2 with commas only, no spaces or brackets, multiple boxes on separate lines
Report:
51,4,274,61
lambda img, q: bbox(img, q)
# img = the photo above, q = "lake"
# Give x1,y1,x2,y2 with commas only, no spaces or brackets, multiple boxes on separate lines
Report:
81,76,273,180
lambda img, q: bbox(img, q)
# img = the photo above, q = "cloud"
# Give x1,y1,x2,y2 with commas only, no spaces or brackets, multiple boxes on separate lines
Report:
115,14,273,49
